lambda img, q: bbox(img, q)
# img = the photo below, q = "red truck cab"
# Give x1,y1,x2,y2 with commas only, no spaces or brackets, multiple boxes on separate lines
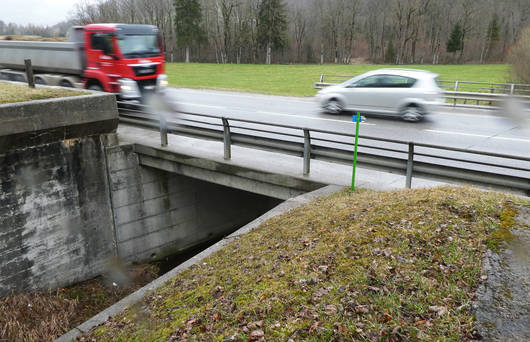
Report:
78,24,167,101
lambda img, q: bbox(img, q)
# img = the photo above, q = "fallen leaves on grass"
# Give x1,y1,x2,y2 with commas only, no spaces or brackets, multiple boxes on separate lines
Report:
80,186,526,341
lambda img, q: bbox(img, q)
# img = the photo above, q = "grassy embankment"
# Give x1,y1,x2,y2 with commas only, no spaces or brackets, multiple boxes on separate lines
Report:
0,82,85,104
82,186,527,341
166,63,510,97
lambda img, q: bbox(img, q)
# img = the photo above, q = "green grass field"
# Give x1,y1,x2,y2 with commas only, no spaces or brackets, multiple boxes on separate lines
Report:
165,63,511,97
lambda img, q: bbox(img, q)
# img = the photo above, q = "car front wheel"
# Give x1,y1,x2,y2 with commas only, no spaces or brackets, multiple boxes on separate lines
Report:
401,105,425,122
324,99,344,114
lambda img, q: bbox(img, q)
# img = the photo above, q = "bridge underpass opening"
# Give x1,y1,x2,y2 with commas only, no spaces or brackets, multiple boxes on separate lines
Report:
106,143,284,266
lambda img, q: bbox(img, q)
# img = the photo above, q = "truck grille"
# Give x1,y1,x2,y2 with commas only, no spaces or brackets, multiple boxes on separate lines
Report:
132,65,157,77
137,78,157,94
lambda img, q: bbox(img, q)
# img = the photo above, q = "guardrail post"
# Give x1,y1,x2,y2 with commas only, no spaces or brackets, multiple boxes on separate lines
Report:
303,129,311,175
222,118,231,160
160,115,168,147
453,81,459,106
24,59,35,88
510,84,515,95
406,142,414,189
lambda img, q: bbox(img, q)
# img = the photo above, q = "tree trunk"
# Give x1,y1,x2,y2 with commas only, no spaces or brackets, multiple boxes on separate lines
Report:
320,42,324,64
266,43,271,65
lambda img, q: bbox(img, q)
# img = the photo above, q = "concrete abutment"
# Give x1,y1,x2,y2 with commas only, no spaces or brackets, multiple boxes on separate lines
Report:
0,93,308,297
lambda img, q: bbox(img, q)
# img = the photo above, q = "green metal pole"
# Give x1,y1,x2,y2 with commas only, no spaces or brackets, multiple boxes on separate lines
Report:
352,112,360,190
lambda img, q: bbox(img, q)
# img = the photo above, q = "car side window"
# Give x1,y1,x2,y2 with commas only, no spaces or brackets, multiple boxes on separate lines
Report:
352,75,383,88
379,75,417,88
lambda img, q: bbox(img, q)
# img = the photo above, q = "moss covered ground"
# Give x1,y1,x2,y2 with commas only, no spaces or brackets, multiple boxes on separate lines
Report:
80,186,528,342
0,82,85,104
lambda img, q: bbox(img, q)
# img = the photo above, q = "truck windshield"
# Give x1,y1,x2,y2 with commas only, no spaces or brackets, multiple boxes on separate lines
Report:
118,35,160,58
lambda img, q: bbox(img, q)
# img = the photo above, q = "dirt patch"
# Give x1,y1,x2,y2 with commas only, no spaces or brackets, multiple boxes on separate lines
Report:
0,264,158,342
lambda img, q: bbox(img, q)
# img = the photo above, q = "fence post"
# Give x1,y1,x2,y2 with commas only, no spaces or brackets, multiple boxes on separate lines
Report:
453,81,459,107
406,142,414,189
160,115,168,147
303,129,311,175
24,59,35,88
222,118,231,160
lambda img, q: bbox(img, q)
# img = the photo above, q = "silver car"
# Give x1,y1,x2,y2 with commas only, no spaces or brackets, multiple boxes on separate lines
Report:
316,69,444,121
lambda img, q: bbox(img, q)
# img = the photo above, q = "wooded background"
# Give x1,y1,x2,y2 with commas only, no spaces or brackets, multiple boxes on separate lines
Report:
1,0,529,65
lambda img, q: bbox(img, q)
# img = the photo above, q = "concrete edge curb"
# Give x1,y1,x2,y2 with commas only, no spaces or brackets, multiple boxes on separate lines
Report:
54,184,344,342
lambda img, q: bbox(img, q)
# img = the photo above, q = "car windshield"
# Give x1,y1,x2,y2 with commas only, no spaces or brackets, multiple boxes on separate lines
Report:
117,34,160,58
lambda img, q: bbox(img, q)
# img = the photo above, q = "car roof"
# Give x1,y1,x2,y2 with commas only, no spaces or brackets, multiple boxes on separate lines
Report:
362,68,438,79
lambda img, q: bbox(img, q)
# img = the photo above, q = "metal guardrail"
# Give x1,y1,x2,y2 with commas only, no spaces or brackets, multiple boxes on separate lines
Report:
315,75,530,108
117,102,530,196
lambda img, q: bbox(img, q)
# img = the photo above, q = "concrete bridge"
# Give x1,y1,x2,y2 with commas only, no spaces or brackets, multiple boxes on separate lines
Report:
0,92,443,297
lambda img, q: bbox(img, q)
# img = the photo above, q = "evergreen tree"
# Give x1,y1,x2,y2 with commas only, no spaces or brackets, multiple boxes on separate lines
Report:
174,0,204,63
481,13,500,63
486,13,500,44
257,0,288,64
384,41,396,64
446,23,463,54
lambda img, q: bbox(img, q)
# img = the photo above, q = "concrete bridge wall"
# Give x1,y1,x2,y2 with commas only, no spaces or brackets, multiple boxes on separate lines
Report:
0,94,118,297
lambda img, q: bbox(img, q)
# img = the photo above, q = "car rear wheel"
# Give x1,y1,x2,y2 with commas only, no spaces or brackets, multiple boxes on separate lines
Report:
324,99,344,114
401,105,424,122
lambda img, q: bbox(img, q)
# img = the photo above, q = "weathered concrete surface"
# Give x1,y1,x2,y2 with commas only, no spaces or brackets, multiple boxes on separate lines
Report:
0,93,118,153
106,143,281,264
0,93,119,296
54,185,343,342
474,204,530,341
0,135,116,297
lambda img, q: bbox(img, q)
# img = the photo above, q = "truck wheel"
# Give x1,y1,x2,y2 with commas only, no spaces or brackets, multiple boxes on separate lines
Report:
88,84,103,92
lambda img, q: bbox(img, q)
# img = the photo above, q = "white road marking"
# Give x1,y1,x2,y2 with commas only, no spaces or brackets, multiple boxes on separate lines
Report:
424,129,530,143
179,102,225,109
258,111,376,126
175,88,312,103
435,111,499,119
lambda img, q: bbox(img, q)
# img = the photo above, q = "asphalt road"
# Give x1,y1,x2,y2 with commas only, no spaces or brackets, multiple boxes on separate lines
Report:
120,87,529,185
165,87,530,157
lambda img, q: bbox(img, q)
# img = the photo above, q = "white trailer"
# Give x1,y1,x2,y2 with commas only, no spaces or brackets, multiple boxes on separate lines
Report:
0,28,85,87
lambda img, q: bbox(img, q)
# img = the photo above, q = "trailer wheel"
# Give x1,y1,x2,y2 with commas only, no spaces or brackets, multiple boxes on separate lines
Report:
35,77,46,85
60,80,74,88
